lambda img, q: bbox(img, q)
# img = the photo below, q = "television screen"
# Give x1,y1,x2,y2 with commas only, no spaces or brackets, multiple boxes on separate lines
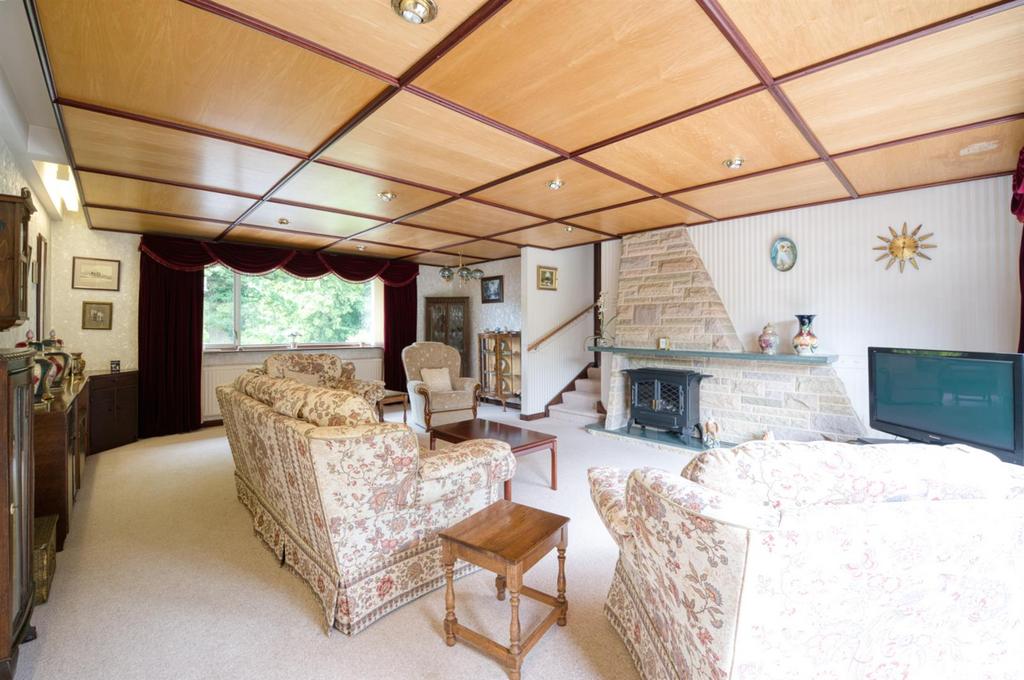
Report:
869,348,1023,463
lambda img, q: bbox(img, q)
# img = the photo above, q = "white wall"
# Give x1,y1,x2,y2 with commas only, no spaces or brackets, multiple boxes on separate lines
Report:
49,210,141,370
520,244,595,414
416,256,522,379
0,135,50,348
599,239,622,406
689,176,1022,429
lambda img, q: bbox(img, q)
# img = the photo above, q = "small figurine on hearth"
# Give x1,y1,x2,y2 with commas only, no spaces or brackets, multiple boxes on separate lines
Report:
759,429,775,441
702,413,721,449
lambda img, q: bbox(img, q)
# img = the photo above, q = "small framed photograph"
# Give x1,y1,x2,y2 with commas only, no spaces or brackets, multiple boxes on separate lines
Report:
110,360,121,373
73,257,121,291
657,337,671,350
82,301,113,330
480,275,504,304
536,265,558,291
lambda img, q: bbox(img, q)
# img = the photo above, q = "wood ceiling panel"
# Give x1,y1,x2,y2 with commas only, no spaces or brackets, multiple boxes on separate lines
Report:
39,0,386,154
498,223,606,249
582,91,818,192
836,118,1024,195
328,240,420,259
405,252,483,266
674,163,849,219
321,91,553,193
571,199,701,235
87,207,225,238
64,107,298,196
405,200,539,237
223,226,337,250
355,224,469,250
274,163,447,219
444,240,521,260
719,0,993,76
415,0,758,150
216,0,485,77
474,161,646,218
782,8,1024,153
245,203,382,238
78,172,254,223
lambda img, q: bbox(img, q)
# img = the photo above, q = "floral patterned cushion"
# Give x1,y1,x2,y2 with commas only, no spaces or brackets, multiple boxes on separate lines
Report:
263,353,355,387
418,439,515,504
683,439,1011,509
299,388,376,427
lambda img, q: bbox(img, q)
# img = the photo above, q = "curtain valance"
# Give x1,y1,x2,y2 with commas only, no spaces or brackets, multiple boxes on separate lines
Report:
139,235,419,287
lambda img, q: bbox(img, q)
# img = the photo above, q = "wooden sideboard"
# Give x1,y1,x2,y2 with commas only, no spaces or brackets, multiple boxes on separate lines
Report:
34,369,138,551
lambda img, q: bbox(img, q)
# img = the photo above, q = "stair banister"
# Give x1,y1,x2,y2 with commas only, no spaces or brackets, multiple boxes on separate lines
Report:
527,303,597,353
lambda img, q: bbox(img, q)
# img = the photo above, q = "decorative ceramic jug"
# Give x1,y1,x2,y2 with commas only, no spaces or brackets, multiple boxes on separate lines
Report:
45,350,71,388
71,352,86,378
32,356,53,403
792,314,819,355
757,323,780,355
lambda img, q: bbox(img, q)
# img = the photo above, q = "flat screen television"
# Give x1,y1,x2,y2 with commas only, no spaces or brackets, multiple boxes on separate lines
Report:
868,347,1024,465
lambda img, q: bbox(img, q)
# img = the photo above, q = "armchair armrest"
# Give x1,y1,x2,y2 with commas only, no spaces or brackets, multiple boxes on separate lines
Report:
337,377,386,405
418,439,515,505
588,467,632,548
451,377,479,392
409,379,430,397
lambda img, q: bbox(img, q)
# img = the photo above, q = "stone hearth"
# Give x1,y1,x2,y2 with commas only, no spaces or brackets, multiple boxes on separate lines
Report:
607,228,865,443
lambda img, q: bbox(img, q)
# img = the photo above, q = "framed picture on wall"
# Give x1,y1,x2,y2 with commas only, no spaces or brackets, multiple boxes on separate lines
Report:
481,275,504,303
72,256,121,291
82,301,113,330
537,266,558,291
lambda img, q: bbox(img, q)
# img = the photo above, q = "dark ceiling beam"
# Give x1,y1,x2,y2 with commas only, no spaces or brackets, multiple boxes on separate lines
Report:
695,0,860,199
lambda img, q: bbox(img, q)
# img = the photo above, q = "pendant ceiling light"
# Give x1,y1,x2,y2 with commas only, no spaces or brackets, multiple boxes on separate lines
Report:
439,253,483,284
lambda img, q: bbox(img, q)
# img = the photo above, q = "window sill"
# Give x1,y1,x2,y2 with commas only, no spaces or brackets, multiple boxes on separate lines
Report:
203,344,383,354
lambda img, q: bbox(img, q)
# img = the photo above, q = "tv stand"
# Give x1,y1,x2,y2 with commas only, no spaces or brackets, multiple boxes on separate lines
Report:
854,437,914,445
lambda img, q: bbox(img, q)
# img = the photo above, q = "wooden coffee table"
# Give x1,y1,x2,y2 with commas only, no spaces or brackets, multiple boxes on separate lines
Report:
429,419,557,501
440,500,569,680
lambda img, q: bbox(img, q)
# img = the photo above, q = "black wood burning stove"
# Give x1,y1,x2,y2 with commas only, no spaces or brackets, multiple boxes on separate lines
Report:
624,367,710,441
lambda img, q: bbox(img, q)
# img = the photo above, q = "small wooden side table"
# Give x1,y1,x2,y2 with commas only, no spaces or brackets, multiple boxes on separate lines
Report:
439,500,569,680
376,389,408,423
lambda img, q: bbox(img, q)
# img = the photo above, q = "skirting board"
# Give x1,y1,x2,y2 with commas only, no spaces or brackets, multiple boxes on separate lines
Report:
520,412,545,421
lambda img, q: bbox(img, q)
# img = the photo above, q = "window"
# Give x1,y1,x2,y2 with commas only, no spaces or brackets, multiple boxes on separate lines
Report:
202,265,380,348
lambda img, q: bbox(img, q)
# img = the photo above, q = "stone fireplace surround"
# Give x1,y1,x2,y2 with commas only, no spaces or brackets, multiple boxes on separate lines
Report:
605,228,865,444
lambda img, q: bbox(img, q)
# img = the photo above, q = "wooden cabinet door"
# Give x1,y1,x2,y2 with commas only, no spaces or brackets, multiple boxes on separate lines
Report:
89,387,116,454
424,297,469,376
115,384,138,445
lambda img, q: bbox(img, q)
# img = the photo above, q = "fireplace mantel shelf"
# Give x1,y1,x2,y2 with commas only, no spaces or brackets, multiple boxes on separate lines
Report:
589,346,838,365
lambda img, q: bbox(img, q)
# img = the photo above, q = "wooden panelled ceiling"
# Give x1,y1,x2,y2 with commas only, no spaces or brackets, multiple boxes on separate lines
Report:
31,0,1024,262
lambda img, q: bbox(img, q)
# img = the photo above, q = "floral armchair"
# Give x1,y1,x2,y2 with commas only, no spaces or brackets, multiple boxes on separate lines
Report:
261,352,386,407
218,371,516,635
589,440,1024,680
401,342,479,430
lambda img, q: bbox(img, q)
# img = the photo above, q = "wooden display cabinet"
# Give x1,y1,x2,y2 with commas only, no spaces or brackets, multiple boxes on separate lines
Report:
0,189,34,331
478,331,521,410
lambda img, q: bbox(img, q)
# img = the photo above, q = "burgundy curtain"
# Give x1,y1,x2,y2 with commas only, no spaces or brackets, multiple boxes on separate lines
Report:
384,280,417,392
139,254,204,437
1015,146,1024,352
137,235,419,435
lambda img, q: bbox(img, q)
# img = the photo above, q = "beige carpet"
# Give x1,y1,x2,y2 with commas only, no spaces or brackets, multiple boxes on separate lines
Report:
17,404,693,680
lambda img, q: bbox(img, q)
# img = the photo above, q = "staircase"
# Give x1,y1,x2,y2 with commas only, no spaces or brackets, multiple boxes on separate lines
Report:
548,366,603,425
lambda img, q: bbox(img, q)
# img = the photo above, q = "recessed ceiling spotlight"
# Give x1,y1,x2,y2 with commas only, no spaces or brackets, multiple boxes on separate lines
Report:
392,0,437,24
547,179,564,191
377,191,398,202
722,157,744,170
563,226,574,232
356,244,366,251
277,217,290,225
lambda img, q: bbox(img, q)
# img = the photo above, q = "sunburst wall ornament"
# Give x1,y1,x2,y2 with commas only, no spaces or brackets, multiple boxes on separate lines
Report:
873,222,936,273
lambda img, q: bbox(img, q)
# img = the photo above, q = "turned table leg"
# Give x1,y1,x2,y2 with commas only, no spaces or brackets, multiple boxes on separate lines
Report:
557,528,568,626
442,541,457,647
550,441,558,491
495,573,506,601
507,566,523,680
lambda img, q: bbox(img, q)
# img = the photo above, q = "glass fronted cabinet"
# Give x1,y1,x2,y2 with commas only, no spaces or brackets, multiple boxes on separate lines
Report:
478,331,521,410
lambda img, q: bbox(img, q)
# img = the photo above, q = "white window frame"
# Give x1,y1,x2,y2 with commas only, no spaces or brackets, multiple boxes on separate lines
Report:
202,269,383,351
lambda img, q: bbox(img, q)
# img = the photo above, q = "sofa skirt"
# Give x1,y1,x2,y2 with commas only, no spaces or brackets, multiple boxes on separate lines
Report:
235,473,477,635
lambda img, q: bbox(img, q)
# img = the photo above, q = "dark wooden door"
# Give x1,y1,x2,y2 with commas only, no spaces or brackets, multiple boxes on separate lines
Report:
424,297,469,376
89,371,138,455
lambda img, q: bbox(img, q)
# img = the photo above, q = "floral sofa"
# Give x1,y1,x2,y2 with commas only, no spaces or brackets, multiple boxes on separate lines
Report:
217,371,516,635
401,342,479,430
589,440,1024,680
258,352,387,407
